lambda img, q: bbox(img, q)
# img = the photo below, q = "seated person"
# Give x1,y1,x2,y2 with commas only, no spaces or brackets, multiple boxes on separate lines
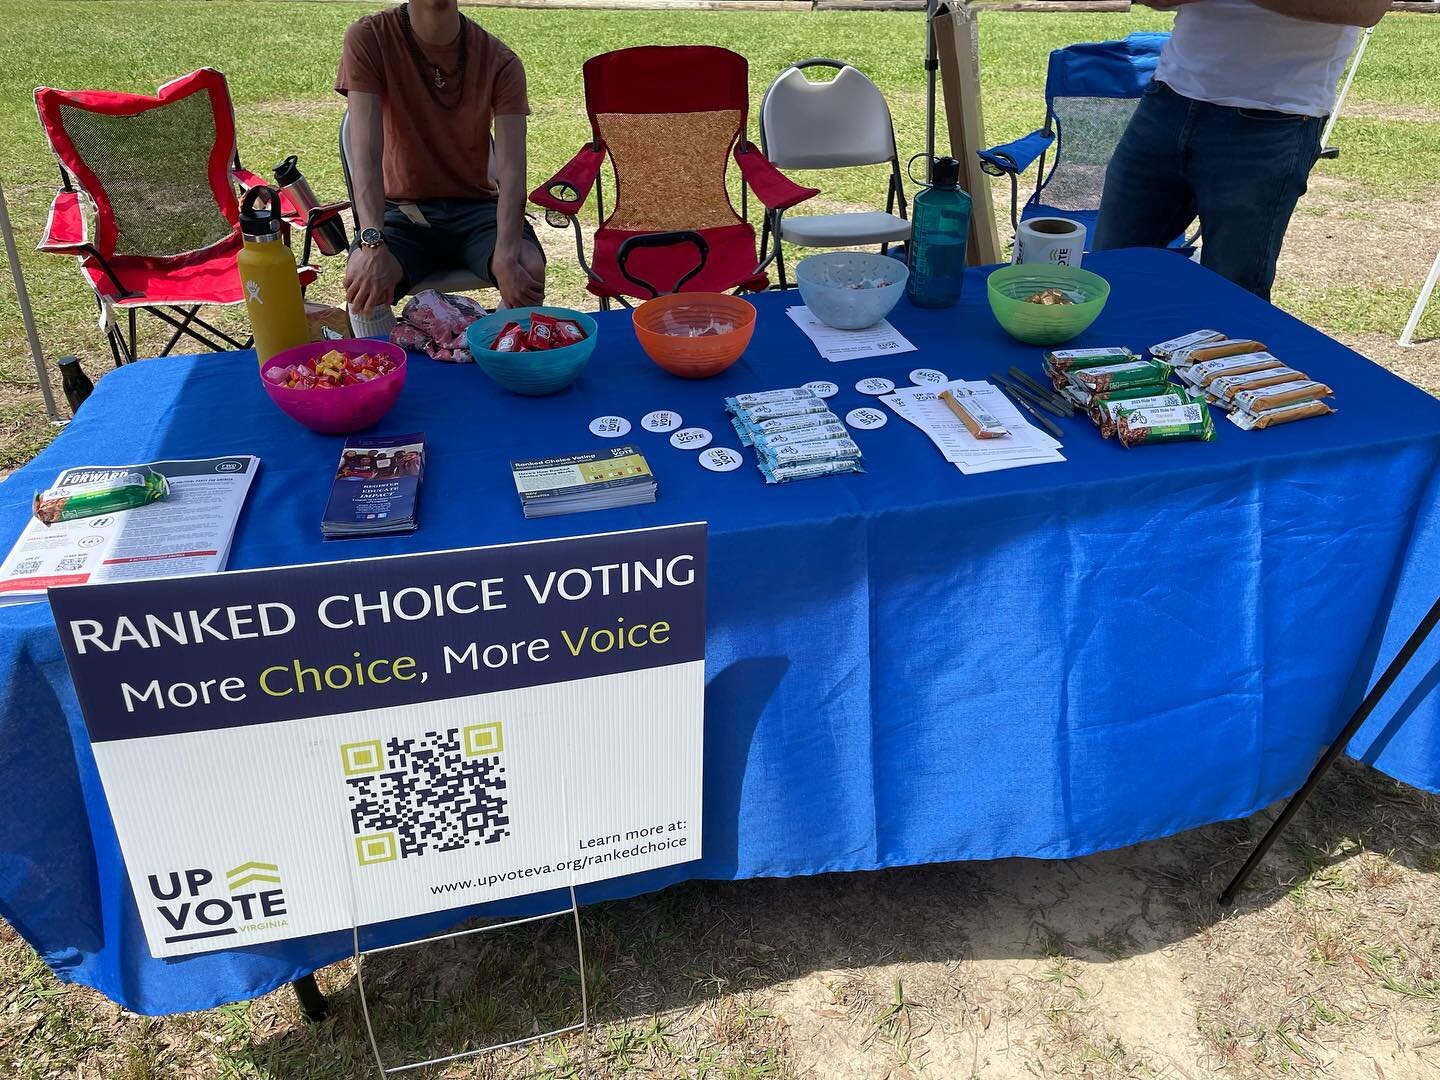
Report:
335,0,545,332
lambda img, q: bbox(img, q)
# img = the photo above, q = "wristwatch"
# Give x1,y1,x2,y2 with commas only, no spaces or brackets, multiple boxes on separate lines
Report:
359,227,386,250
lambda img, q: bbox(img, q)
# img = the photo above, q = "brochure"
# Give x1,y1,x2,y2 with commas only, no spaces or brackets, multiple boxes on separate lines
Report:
322,433,425,539
0,455,259,605
511,445,657,519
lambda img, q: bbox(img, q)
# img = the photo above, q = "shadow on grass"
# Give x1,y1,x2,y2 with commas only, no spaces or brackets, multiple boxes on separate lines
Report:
233,756,1438,1078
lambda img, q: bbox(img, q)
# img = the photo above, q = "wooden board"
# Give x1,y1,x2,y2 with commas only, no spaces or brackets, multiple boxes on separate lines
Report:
934,2,1003,265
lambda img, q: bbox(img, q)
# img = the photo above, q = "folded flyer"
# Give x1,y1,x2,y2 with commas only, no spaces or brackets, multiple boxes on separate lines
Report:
0,455,259,605
511,445,656,519
322,433,425,539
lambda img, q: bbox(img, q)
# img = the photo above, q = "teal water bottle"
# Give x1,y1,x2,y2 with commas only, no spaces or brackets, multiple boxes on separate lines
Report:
906,157,972,309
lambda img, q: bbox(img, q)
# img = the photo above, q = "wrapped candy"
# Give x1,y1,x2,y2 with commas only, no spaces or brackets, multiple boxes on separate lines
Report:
391,290,487,363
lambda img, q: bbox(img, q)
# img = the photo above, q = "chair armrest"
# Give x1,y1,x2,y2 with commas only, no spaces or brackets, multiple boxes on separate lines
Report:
977,130,1054,177
734,145,818,212
37,189,89,255
529,146,605,217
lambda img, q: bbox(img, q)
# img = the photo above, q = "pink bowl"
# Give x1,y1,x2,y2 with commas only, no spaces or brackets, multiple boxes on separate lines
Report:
260,339,408,434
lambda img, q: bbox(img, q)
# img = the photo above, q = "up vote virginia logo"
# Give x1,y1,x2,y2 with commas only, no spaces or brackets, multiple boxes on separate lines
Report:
147,860,288,945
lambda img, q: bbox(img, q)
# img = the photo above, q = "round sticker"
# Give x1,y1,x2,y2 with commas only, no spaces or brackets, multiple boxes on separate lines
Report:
802,380,840,399
909,368,948,386
855,377,896,396
846,406,889,430
669,427,713,451
641,409,683,433
699,447,744,473
589,415,631,438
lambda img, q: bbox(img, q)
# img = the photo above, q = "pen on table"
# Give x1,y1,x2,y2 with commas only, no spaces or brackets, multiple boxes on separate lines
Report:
1008,365,1074,415
990,372,1069,420
997,383,1065,440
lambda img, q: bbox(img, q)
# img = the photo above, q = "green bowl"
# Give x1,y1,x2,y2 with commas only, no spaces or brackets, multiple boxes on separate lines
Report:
986,263,1110,346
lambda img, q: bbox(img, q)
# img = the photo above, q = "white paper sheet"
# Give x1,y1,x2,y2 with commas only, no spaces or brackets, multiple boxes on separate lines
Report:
0,455,259,605
785,305,917,363
883,381,1065,475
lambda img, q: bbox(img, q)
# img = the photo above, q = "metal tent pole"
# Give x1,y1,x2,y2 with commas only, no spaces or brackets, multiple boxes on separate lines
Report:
1399,245,1440,348
1321,26,1372,152
1219,592,1440,906
923,0,939,182
0,175,61,421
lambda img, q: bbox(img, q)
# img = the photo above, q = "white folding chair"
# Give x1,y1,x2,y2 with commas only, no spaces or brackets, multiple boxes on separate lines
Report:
338,110,493,296
759,59,910,288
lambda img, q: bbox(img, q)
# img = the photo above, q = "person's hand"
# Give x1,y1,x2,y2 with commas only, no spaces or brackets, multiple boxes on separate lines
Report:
345,244,404,315
492,249,545,310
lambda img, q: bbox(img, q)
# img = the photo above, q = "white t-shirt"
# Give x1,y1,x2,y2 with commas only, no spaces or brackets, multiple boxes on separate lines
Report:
1156,0,1359,117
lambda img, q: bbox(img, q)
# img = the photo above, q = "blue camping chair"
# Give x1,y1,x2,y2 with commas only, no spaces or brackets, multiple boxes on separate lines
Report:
978,32,1187,251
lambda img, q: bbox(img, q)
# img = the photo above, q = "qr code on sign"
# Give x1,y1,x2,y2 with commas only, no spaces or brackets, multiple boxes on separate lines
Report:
341,723,509,866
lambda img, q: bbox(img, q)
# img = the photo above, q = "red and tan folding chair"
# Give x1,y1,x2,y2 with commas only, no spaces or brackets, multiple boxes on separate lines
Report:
34,68,346,365
529,45,819,307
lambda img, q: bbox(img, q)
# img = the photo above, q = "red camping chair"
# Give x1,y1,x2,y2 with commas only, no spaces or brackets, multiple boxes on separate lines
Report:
34,69,347,365
530,46,819,306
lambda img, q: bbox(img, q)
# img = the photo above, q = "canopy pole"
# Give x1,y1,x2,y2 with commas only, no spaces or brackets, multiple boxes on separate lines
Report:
923,0,938,181
0,175,62,422
1321,26,1372,152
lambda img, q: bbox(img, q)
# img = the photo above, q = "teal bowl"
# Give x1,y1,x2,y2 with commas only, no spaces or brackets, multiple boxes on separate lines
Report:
986,263,1110,346
467,306,598,395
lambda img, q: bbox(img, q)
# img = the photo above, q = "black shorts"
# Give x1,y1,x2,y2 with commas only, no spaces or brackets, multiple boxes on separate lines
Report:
379,198,543,301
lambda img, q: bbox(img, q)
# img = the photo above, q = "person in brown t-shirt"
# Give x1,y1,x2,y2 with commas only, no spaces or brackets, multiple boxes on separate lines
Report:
336,0,545,320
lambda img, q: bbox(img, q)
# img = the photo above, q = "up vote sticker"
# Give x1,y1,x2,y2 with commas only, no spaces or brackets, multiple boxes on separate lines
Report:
802,380,839,399
909,368,948,386
846,406,889,430
670,427,713,451
589,415,631,438
855,377,895,396
699,447,744,473
641,410,682,433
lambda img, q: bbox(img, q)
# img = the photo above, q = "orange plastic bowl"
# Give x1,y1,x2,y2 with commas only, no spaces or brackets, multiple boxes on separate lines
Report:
632,293,756,379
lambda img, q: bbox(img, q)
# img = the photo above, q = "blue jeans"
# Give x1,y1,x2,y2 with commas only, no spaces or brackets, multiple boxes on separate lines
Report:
1092,81,1324,300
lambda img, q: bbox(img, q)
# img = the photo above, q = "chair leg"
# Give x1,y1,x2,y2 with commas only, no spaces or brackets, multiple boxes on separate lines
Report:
128,308,138,362
291,974,330,1022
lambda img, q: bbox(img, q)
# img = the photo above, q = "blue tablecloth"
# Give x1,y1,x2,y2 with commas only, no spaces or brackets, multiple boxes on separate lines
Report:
4,249,1440,1015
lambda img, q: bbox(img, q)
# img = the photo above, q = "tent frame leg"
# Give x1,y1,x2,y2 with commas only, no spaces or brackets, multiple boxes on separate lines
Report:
292,974,330,1022
1219,592,1440,906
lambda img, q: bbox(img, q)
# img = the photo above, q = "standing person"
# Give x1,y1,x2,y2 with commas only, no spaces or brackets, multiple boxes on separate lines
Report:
336,0,545,334
1092,0,1388,299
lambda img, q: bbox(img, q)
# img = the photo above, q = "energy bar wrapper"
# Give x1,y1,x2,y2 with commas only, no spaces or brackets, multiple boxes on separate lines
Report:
1150,329,1225,361
34,467,169,525
1227,400,1335,430
1069,358,1173,394
1181,352,1285,389
1115,401,1215,448
1088,385,1194,438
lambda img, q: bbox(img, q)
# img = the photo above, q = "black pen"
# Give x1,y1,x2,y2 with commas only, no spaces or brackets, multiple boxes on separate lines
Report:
990,372,1069,420
998,384,1064,440
1008,365,1074,415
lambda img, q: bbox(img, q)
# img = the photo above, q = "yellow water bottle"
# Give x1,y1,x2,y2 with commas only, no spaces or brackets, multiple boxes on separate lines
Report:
237,186,309,365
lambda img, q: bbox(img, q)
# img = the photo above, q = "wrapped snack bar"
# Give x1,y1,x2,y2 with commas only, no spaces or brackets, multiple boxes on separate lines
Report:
1150,330,1225,361
1175,338,1266,366
1229,379,1334,416
34,467,169,525
1069,358,1173,394
759,458,865,484
1043,347,1137,378
727,388,819,410
1206,366,1308,406
1089,386,1200,438
759,436,863,469
1181,352,1285,389
1115,400,1215,448
751,421,849,450
1228,399,1335,430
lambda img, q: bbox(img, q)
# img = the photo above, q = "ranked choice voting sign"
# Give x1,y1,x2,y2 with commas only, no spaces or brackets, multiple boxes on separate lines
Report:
50,524,705,958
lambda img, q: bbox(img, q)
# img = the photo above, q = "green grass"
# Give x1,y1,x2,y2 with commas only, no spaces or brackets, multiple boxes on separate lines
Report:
0,2,1437,471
